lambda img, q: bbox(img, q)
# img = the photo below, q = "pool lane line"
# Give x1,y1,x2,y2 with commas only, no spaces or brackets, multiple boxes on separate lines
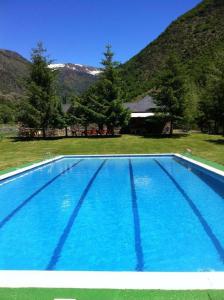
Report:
0,159,83,230
128,159,144,272
46,159,107,270
154,159,224,264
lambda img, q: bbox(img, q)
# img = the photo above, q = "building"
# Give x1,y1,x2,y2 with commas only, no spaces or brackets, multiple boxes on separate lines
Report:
124,95,157,118
124,95,170,135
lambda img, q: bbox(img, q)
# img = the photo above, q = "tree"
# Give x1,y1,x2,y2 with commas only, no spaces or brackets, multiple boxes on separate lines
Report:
153,55,188,135
0,104,15,124
68,45,130,135
198,57,224,134
182,81,199,131
67,89,105,135
18,42,63,137
0,94,17,124
67,95,88,135
98,45,130,134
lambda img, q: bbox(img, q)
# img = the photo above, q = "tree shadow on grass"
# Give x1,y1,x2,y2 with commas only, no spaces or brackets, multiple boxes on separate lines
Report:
9,135,122,142
140,133,189,139
9,136,64,142
205,139,224,145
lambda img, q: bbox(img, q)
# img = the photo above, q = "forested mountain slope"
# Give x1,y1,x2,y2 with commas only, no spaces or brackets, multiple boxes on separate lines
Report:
0,50,99,98
0,49,30,95
120,0,224,101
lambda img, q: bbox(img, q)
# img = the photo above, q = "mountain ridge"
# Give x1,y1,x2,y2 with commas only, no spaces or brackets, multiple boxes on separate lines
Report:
0,49,100,98
1,0,224,104
120,0,224,101
0,49,30,95
49,63,101,76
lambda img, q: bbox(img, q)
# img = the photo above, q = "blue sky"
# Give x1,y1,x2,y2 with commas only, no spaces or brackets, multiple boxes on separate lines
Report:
0,0,201,66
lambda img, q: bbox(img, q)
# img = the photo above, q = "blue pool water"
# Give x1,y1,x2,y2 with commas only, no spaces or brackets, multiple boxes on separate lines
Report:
0,155,224,271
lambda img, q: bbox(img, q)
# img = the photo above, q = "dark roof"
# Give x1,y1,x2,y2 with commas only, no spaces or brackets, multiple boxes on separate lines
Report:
124,96,157,113
62,103,71,113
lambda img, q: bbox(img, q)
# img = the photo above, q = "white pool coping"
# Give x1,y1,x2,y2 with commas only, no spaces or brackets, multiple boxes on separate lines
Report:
1,153,224,181
0,153,224,289
0,271,224,289
0,155,64,182
175,153,224,178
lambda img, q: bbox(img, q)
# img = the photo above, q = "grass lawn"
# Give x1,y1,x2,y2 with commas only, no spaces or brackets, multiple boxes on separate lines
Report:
0,133,223,172
0,289,224,300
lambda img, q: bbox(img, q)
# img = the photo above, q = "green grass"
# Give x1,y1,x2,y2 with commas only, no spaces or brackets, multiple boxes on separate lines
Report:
0,133,223,172
0,289,224,300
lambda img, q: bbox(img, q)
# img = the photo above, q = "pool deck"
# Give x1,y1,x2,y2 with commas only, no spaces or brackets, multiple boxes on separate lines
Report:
0,153,224,290
0,271,224,290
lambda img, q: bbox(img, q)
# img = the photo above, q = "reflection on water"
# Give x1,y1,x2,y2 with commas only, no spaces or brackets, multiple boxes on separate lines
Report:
135,176,151,188
61,195,72,211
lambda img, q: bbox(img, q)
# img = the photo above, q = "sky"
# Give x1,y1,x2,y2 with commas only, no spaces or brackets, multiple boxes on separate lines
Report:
0,0,201,67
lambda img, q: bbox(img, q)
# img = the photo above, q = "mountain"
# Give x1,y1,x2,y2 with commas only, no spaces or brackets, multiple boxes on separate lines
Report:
0,50,100,99
120,0,224,101
0,49,30,96
48,63,101,76
48,63,101,96
1,0,223,104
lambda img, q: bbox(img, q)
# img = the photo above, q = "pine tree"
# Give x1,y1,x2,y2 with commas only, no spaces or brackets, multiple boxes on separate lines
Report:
200,59,224,134
153,55,188,135
68,45,130,135
79,86,106,132
67,95,84,131
98,45,130,134
68,88,105,135
18,42,63,137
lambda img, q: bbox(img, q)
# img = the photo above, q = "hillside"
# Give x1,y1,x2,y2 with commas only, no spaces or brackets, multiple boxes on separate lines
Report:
0,50,100,98
49,63,100,96
120,0,224,101
0,49,30,95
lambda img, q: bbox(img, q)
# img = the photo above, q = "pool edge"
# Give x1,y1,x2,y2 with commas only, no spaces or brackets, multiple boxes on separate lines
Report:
0,156,64,181
0,154,173,182
174,154,224,177
1,153,224,290
1,153,223,182
0,271,224,290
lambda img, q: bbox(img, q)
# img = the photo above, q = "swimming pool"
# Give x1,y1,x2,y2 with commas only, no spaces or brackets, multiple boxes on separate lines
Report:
0,155,224,272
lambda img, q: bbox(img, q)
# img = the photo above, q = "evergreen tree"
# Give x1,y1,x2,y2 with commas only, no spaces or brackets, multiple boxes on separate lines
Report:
68,89,105,135
0,94,17,124
66,95,83,133
153,55,188,135
199,58,224,134
18,42,63,137
79,86,106,132
0,104,15,124
68,45,130,135
98,45,130,134
182,81,199,131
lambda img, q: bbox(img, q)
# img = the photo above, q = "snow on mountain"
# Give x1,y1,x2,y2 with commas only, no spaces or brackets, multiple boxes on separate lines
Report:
48,63,101,76
88,70,102,75
48,63,65,69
